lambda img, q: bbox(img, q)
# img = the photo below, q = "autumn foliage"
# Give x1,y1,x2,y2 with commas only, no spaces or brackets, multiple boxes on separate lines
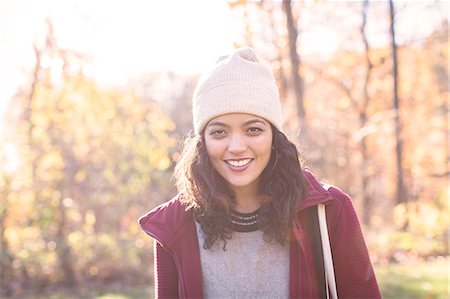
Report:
1,2,448,297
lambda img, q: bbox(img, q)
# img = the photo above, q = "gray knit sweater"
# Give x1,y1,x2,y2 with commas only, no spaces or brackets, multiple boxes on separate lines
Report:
195,222,290,299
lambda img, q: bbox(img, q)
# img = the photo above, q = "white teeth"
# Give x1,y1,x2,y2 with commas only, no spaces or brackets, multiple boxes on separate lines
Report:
227,159,251,167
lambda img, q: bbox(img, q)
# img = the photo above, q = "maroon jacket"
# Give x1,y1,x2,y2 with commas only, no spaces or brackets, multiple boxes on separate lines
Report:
139,171,381,298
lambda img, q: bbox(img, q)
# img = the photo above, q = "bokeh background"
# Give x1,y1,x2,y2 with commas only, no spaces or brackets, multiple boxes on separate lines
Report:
1,0,448,298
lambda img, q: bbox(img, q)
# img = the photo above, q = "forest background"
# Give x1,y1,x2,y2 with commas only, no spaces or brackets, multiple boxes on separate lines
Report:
1,0,448,298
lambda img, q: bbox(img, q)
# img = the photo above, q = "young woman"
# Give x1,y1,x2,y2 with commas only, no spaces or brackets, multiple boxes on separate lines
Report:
139,47,381,298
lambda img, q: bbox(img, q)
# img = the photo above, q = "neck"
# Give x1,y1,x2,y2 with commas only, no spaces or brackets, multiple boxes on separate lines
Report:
231,185,261,213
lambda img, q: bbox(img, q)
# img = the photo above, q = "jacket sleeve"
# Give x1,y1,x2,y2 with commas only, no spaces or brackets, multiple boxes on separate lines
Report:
154,241,179,299
328,188,381,299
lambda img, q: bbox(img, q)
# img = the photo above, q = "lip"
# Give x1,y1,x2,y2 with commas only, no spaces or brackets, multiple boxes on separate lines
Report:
224,158,253,173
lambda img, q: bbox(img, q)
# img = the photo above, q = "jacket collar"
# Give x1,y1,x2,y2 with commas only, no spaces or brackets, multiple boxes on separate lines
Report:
140,170,336,240
298,170,334,211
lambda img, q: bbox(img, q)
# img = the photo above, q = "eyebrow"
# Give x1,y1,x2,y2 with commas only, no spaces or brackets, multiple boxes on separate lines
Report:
207,119,267,128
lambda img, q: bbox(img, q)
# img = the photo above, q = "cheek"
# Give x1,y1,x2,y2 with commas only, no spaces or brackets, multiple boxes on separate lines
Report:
204,138,222,161
255,136,273,158
258,141,273,170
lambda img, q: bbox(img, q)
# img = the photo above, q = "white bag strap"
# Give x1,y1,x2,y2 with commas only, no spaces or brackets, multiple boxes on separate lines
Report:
318,204,338,299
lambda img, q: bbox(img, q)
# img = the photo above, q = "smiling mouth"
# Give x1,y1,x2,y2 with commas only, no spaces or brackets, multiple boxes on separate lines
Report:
225,158,252,167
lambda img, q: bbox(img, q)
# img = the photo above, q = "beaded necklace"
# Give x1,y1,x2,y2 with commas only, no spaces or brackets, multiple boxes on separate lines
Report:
227,209,260,232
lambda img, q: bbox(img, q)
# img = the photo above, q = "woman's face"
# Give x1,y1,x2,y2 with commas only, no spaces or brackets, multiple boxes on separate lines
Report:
204,113,273,194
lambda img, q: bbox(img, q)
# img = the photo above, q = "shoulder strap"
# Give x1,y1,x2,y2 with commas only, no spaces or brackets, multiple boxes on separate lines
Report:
318,204,338,299
304,206,327,299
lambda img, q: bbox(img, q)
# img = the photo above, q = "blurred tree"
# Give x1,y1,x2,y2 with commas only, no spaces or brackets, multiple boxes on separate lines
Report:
359,0,374,226
282,0,307,134
0,176,13,296
2,19,175,295
389,0,407,215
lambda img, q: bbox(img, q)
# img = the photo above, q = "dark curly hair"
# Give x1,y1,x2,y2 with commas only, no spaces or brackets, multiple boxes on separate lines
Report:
174,125,309,250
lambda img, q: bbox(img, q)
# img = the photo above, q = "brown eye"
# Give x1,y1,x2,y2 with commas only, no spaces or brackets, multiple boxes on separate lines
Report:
247,127,263,134
210,129,225,136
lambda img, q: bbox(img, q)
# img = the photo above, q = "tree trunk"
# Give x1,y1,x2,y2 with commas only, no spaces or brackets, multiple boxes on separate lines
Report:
267,3,288,101
52,142,78,287
0,179,13,296
56,198,76,287
360,0,373,227
389,0,407,227
389,0,406,204
17,42,42,292
282,0,307,134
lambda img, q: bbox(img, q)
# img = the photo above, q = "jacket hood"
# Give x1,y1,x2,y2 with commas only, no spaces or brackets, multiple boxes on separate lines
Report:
138,194,192,249
298,170,334,211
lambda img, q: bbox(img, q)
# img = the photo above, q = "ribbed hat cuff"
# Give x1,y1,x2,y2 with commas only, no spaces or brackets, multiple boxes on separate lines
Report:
193,81,282,134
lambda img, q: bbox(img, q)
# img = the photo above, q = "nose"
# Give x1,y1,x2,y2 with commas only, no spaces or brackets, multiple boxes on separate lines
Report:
228,133,247,153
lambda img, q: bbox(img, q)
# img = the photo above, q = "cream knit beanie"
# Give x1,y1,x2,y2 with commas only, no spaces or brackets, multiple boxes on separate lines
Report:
192,47,282,134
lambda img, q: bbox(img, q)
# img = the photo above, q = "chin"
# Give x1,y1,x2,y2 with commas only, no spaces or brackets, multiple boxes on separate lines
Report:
227,179,256,189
